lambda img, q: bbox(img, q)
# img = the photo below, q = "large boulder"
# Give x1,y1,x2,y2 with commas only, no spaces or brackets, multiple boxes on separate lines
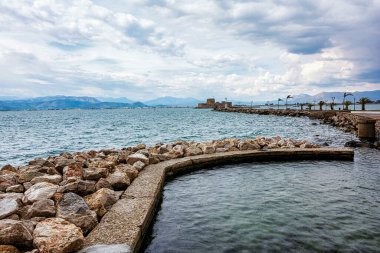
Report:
132,161,145,171
95,178,112,191
184,146,203,156
0,219,33,249
56,193,98,234
63,163,83,181
115,164,138,182
237,140,260,150
30,174,62,185
0,196,22,219
57,180,96,196
0,164,17,173
54,158,76,173
126,153,149,165
0,174,18,192
33,218,84,253
199,143,215,154
5,184,24,193
83,167,108,181
84,188,119,218
27,199,56,218
29,158,54,168
23,182,58,204
106,170,130,190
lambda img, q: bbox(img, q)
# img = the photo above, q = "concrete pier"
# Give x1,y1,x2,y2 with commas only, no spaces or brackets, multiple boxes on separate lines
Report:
84,148,354,253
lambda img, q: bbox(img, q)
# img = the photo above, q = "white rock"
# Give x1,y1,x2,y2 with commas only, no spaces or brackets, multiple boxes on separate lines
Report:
0,197,21,219
23,182,58,204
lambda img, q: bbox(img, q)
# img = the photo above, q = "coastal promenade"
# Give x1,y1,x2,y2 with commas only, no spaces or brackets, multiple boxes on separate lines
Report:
215,107,380,143
84,148,354,253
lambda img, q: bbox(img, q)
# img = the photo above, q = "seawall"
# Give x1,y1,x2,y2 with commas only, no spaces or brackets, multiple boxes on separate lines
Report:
215,107,380,143
84,148,354,253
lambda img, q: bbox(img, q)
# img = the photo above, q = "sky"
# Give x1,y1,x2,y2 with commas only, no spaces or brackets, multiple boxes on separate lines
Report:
0,0,379,101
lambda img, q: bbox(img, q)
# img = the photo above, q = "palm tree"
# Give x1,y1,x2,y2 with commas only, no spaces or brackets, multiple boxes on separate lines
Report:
344,100,352,110
330,102,336,110
307,103,313,110
318,101,325,110
358,97,371,111
343,92,353,105
277,98,283,109
300,103,305,110
285,95,293,109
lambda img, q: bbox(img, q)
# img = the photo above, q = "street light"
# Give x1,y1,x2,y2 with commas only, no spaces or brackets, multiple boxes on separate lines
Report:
277,98,283,110
285,95,292,110
331,97,335,110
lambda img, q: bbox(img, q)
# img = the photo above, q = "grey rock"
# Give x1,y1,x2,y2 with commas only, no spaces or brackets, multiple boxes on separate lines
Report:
0,197,22,219
56,192,98,235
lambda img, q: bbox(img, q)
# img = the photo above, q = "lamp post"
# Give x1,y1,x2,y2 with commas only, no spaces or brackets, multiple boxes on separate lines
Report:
277,98,282,110
331,97,335,110
285,95,292,110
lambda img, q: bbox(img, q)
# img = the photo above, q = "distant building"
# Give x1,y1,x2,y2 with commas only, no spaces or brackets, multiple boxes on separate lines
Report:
197,98,232,109
197,98,216,108
215,101,232,109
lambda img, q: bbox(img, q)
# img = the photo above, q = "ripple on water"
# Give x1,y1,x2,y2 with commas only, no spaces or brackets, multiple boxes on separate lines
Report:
143,160,380,253
0,108,359,166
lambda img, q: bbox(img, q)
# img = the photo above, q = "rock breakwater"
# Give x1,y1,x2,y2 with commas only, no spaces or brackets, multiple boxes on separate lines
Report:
0,137,321,252
216,108,380,148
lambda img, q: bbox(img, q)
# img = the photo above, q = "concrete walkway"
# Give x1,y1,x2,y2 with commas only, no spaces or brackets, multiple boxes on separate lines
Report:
83,148,354,253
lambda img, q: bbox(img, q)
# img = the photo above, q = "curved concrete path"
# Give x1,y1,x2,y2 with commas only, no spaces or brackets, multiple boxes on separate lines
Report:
84,148,354,253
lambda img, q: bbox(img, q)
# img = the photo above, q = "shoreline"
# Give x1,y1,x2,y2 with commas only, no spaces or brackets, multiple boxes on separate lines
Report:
0,137,353,253
215,107,380,148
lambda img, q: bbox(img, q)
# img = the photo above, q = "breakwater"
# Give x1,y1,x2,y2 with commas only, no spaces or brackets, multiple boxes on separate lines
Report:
216,107,380,147
0,137,353,253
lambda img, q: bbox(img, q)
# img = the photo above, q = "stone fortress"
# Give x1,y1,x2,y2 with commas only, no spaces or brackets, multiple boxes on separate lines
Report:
197,98,232,109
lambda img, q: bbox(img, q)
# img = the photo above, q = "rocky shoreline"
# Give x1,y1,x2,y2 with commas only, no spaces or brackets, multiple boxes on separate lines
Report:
0,137,320,253
215,108,380,149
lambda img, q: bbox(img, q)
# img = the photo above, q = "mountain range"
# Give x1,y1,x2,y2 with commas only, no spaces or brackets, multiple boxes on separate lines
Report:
0,90,379,110
0,96,146,111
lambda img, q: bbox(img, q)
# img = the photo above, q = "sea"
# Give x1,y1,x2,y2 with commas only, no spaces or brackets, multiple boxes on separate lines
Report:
0,108,379,252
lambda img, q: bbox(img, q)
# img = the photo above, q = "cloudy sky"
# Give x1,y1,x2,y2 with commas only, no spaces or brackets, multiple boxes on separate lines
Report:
0,0,379,101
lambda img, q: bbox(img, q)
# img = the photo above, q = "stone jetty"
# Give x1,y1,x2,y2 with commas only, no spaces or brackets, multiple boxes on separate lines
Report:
216,107,380,148
0,137,353,253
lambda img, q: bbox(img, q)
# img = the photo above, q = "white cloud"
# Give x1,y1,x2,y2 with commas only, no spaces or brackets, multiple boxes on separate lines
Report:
0,0,379,101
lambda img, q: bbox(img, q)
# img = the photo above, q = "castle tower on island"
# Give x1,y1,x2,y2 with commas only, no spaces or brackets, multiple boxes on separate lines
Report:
197,98,232,109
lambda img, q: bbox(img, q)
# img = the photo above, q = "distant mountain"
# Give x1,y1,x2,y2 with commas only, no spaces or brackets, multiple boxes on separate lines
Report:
0,96,26,101
0,96,147,111
144,96,201,107
97,97,136,104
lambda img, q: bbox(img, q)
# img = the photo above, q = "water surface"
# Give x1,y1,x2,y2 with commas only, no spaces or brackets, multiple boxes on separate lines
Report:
0,108,356,167
144,151,380,253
